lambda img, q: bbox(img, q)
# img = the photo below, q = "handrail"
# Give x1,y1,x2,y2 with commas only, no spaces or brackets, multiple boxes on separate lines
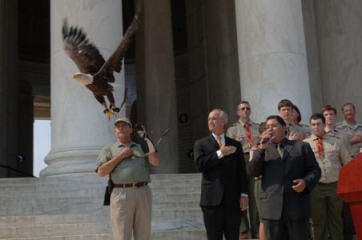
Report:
0,164,35,177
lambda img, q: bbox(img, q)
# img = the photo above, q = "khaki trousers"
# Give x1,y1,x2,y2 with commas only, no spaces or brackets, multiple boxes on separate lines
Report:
110,185,152,240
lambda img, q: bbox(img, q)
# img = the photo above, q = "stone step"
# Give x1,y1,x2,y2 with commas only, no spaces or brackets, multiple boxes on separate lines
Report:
0,187,200,200
0,223,108,239
0,217,205,239
0,184,200,198
0,189,200,205
0,173,201,186
8,234,112,240
0,174,205,239
7,229,208,240
0,201,200,217
0,208,203,228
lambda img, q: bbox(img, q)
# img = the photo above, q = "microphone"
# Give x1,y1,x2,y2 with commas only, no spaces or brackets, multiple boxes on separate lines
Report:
260,133,273,144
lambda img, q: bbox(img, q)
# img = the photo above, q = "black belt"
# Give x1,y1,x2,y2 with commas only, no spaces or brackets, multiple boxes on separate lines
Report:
113,182,148,188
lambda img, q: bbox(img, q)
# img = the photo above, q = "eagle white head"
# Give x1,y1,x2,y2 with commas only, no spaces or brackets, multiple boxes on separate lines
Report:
72,73,93,86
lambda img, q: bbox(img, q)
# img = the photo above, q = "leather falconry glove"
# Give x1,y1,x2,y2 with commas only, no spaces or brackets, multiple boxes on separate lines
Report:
132,123,157,156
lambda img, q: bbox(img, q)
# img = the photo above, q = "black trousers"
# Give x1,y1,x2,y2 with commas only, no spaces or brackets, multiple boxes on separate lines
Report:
263,216,309,240
201,197,241,240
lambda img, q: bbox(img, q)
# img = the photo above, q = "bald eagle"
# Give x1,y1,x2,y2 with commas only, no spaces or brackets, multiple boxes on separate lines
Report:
62,1,141,118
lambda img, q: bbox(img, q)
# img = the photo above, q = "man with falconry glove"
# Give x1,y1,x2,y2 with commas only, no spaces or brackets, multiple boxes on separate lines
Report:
96,117,160,240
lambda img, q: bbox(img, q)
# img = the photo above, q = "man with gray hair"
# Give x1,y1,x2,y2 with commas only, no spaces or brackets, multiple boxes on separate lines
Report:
194,109,249,240
96,117,160,240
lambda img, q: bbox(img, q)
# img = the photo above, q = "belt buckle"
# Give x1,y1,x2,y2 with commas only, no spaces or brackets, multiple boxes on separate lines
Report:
132,182,137,188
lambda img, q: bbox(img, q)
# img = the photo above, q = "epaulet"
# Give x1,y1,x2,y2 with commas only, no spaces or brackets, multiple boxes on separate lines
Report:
230,122,238,127
334,135,341,140
325,134,339,140
334,122,343,128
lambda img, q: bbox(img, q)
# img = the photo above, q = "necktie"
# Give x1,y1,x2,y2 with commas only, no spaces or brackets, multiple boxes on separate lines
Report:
317,138,323,158
217,135,222,147
276,144,283,158
244,124,252,145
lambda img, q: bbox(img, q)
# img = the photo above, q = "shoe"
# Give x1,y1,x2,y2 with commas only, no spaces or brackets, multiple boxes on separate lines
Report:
239,231,249,239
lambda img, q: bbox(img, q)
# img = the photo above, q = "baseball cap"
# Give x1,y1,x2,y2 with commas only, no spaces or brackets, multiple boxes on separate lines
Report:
114,117,132,127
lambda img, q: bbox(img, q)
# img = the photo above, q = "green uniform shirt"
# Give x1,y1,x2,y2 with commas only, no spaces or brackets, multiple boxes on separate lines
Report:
97,141,151,183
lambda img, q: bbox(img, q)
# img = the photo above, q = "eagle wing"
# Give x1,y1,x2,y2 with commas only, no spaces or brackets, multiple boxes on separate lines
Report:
62,19,107,78
93,0,142,84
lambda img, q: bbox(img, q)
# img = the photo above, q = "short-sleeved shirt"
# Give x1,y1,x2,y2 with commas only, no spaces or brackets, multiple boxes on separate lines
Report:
226,120,259,153
335,120,362,156
304,134,351,183
97,141,151,184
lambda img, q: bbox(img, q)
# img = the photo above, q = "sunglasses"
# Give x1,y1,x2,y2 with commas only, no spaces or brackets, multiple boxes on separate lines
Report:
240,107,250,111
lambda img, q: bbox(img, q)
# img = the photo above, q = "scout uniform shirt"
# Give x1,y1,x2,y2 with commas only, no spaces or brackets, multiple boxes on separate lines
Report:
325,126,352,157
335,120,362,156
300,123,311,138
304,134,351,183
287,122,307,140
226,120,259,153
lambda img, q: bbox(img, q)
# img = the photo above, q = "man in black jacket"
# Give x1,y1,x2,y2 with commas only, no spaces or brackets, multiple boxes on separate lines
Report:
194,109,249,240
249,115,321,240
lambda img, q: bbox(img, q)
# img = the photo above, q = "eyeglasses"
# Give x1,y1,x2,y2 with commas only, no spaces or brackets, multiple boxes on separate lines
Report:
240,107,250,111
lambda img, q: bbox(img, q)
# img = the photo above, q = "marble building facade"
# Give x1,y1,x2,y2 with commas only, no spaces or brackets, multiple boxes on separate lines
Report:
0,0,361,177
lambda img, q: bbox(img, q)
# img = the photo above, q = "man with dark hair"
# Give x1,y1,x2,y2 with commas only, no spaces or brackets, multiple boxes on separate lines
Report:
278,99,306,140
249,115,321,240
227,101,260,239
304,113,350,240
194,109,249,240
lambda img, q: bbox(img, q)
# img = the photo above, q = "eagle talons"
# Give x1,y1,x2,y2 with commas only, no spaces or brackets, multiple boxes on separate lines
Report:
112,107,120,117
104,109,112,119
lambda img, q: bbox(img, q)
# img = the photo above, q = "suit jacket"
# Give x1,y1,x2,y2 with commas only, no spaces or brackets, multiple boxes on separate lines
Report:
248,138,321,220
194,135,248,207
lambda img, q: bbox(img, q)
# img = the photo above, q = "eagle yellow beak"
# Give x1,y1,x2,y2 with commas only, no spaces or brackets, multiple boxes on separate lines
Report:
72,73,81,79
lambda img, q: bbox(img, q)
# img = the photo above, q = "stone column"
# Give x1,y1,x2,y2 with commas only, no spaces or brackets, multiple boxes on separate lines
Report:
42,0,125,176
234,0,312,123
301,0,324,113
0,0,19,177
314,1,362,119
203,0,241,117
137,0,179,173
185,0,241,140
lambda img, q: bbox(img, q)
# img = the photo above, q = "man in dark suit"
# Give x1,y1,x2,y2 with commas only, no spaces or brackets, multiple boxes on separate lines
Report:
249,115,321,240
194,109,249,240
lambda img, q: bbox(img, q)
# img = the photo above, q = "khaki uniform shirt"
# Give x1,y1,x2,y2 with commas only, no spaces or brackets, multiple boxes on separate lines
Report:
300,123,311,138
335,120,362,156
325,127,352,156
97,141,151,184
226,120,259,153
304,134,351,183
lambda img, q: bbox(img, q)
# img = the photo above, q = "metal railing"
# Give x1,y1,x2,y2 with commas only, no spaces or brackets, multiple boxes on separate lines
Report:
0,163,35,177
